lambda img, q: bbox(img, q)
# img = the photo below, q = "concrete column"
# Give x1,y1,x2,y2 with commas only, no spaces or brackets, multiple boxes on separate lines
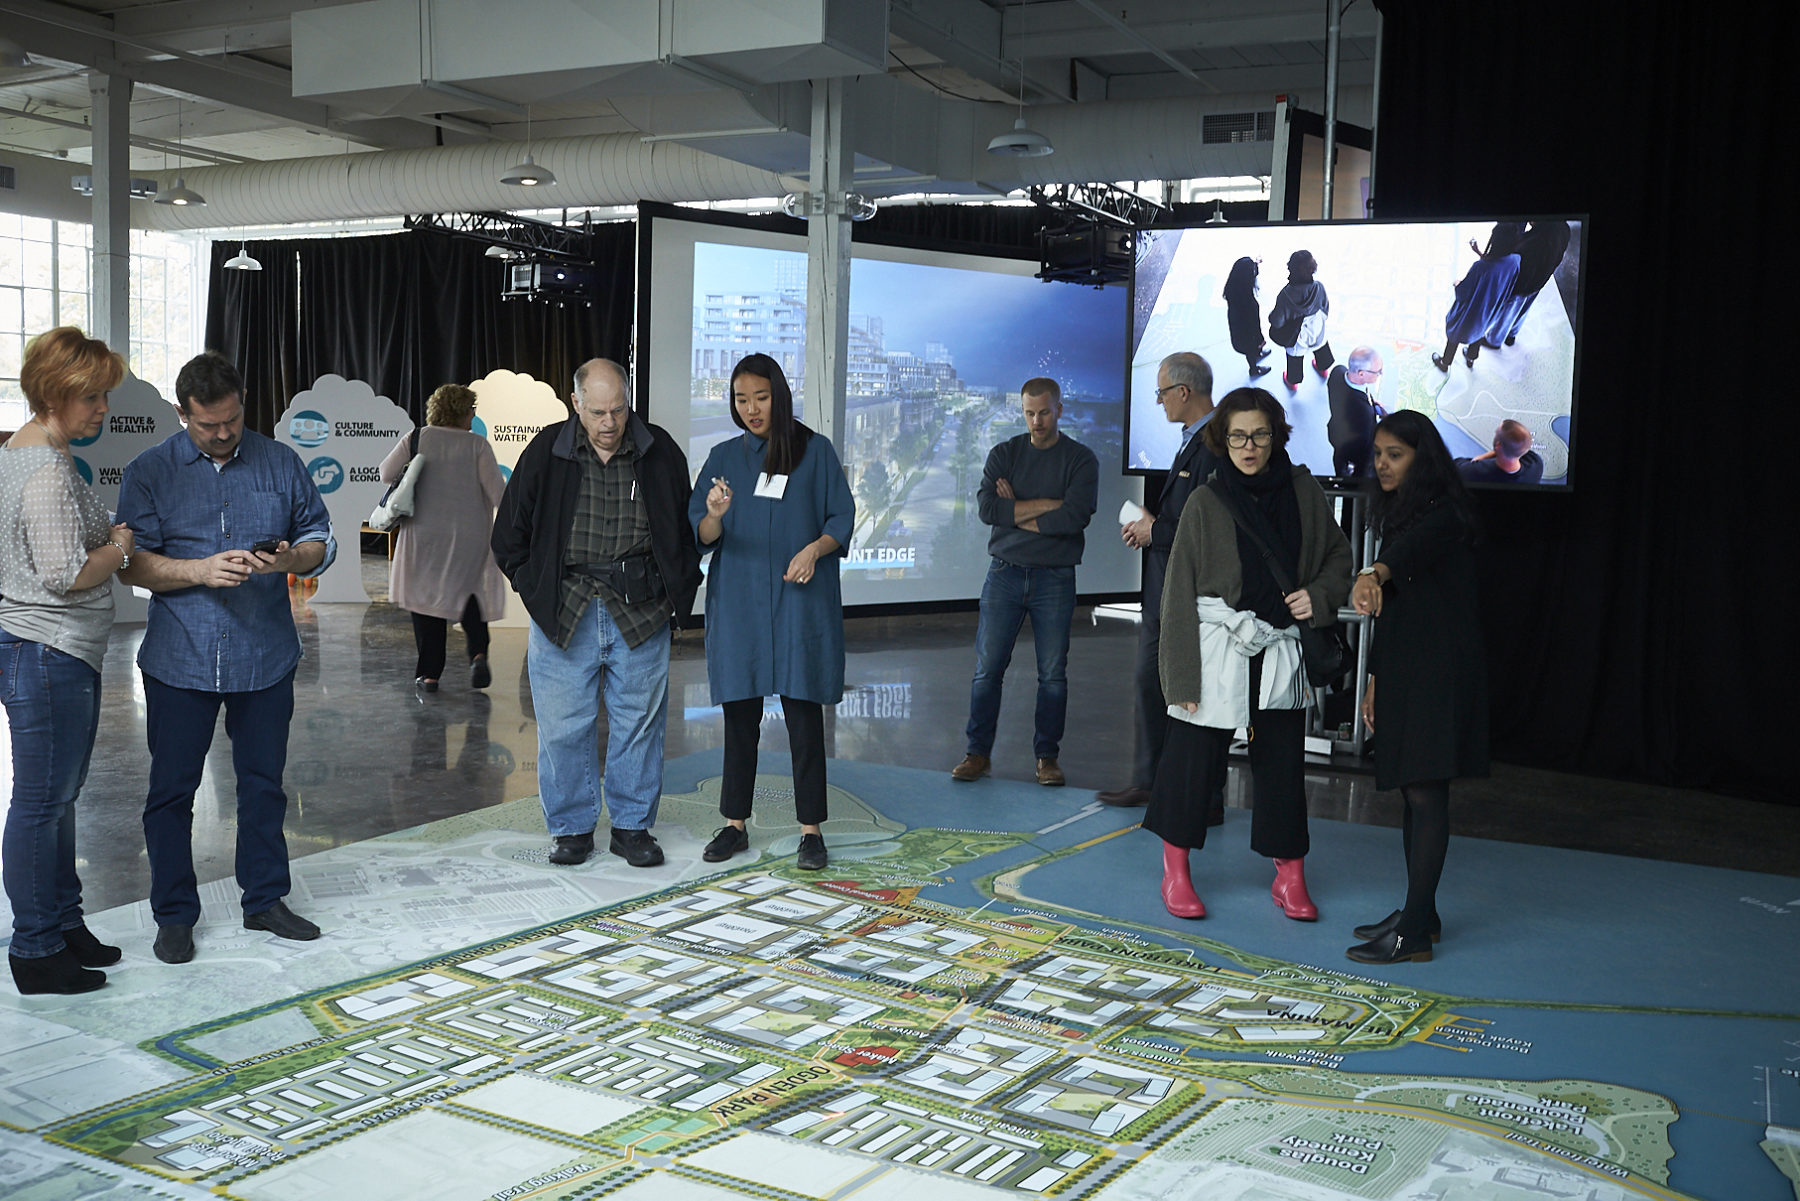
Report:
88,73,132,351
804,76,851,444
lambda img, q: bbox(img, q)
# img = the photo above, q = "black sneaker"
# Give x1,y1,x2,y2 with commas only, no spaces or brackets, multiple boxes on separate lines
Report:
471,655,492,689
703,825,750,863
610,828,665,868
796,833,828,871
548,832,595,865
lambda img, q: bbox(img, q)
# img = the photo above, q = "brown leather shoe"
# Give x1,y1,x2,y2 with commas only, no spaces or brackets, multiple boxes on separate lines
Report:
1036,758,1065,786
950,753,990,782
1097,785,1150,807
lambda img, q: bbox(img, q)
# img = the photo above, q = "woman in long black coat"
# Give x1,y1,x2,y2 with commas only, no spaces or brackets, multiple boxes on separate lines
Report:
1222,257,1272,377
1346,410,1488,964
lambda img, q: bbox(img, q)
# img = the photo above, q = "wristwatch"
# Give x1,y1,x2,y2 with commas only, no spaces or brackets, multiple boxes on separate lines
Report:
1357,565,1380,579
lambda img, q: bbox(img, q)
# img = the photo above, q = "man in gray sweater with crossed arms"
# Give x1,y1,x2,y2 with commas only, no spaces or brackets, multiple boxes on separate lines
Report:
951,377,1099,787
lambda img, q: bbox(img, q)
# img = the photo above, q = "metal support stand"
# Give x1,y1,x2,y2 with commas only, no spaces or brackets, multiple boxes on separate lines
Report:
804,77,851,445
1314,482,1375,760
1322,0,1344,219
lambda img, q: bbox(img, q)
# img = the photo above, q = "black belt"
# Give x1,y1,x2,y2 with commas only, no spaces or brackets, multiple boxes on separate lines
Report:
573,552,663,605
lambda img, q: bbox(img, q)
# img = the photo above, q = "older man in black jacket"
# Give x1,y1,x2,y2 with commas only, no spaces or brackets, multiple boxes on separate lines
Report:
1099,352,1224,810
492,358,701,868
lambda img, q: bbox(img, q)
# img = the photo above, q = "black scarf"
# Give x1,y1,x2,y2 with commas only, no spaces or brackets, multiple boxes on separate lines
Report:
1212,448,1304,628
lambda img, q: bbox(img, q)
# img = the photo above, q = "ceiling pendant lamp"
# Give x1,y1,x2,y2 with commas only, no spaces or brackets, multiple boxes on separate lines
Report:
501,106,557,187
224,242,262,270
987,116,1054,158
987,5,1053,158
499,154,556,187
156,177,206,206
153,97,207,206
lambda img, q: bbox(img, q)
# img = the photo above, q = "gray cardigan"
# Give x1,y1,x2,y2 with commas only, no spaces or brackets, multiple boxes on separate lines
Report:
1158,466,1353,705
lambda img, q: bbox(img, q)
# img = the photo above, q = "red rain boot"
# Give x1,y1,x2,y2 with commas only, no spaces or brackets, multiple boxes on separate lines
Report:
1161,842,1206,919
1271,857,1318,921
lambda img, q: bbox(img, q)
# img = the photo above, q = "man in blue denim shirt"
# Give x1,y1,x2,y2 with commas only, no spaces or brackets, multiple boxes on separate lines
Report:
950,378,1098,789
117,351,335,965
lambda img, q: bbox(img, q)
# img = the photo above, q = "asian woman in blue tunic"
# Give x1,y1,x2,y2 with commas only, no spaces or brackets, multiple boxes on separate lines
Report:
689,354,855,872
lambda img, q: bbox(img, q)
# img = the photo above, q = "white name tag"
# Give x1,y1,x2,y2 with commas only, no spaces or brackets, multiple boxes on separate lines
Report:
754,472,789,499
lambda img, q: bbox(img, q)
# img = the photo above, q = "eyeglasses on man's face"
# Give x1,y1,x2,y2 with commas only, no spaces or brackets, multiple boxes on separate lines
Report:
1225,429,1274,448
1153,383,1186,399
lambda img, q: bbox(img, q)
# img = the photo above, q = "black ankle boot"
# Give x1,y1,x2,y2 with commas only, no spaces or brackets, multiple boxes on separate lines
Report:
10,948,107,995
1345,929,1434,965
1352,909,1442,944
61,925,123,967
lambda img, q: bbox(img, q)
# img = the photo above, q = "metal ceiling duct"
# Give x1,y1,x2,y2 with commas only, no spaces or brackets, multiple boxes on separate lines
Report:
139,134,792,230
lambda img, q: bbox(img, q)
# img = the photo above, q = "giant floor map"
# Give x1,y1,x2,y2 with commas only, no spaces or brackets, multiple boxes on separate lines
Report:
2,756,1797,1200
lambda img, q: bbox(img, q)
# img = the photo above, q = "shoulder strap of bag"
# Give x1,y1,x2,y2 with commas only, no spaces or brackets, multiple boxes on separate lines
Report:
408,426,421,457
1208,478,1299,596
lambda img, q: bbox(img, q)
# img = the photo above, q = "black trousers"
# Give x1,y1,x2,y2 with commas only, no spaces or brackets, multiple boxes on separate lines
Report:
1286,342,1335,382
1142,652,1308,857
720,696,827,825
1131,550,1171,790
411,596,488,680
1136,554,1226,821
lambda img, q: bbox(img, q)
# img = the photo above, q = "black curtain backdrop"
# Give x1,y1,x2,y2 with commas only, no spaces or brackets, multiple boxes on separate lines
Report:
1373,0,1794,803
203,239,299,433
204,223,635,429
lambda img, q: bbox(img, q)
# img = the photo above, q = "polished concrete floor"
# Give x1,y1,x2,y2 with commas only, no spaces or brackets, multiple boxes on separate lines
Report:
5,551,1796,924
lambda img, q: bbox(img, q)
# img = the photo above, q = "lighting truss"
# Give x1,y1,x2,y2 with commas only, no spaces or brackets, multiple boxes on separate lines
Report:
404,211,595,262
1026,182,1169,228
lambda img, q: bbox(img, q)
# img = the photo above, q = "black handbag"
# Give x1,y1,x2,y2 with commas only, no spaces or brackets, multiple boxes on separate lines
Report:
1268,313,1302,347
1209,481,1352,689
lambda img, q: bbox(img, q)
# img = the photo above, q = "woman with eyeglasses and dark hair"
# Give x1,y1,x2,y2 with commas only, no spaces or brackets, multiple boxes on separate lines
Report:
690,353,855,874
1145,387,1351,923
1,327,131,995
1346,409,1488,964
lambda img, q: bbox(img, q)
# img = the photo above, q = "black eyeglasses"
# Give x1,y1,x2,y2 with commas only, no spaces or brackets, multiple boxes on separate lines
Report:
1153,384,1186,398
1225,429,1274,448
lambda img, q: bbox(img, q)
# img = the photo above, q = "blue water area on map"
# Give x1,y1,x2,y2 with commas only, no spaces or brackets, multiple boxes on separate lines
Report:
654,752,1800,1195
1003,804,1800,1199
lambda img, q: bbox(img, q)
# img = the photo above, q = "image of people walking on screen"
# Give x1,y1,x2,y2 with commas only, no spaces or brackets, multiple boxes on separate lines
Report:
1434,223,1523,371
1221,257,1272,378
1266,250,1334,391
1455,418,1543,484
1497,220,1573,348
1325,346,1385,479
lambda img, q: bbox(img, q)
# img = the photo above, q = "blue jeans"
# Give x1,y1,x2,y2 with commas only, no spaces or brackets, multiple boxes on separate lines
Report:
1,631,101,958
964,560,1077,759
142,669,296,925
529,603,670,835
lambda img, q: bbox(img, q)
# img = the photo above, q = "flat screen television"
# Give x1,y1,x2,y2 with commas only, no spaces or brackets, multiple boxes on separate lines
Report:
638,204,1139,607
1128,217,1585,489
